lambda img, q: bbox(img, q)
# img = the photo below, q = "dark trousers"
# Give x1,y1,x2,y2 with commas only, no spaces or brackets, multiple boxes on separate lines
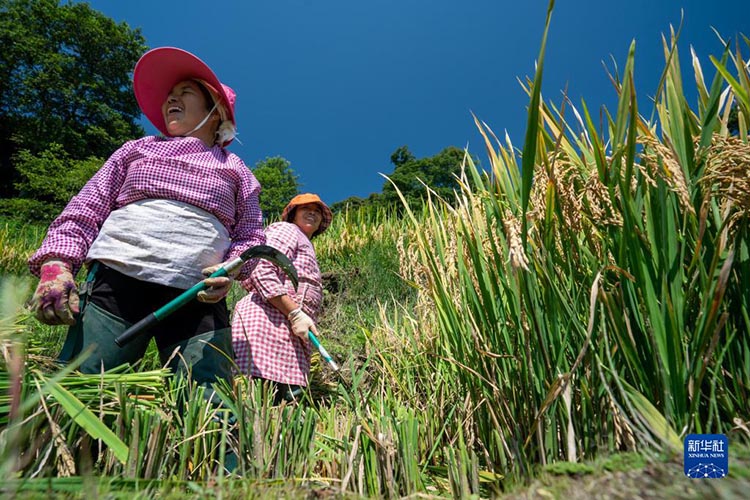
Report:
59,263,235,393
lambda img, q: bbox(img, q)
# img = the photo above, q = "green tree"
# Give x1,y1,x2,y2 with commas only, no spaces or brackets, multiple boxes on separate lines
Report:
390,145,416,168
381,145,474,208
0,0,147,197
330,193,384,213
331,195,366,213
252,156,300,221
0,143,101,222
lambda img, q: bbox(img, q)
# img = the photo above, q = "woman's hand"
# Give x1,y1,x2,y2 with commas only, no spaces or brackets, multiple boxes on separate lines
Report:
197,261,238,303
30,260,79,325
287,307,315,339
267,295,315,339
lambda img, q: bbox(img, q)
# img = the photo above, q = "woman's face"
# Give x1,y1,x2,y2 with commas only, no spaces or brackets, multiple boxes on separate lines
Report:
161,80,218,144
293,203,323,238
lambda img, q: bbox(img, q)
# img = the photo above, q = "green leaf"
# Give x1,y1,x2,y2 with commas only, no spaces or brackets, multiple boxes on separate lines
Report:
520,0,555,241
710,55,750,111
44,379,129,464
620,380,682,453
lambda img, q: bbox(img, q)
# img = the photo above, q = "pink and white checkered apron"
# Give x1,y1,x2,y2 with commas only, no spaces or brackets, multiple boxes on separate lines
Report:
231,222,323,386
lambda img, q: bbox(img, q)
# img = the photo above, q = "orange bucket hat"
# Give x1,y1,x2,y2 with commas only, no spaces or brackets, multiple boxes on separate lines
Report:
281,193,333,236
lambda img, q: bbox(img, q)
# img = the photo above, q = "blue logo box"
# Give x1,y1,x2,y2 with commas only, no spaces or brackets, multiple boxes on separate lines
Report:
684,433,728,479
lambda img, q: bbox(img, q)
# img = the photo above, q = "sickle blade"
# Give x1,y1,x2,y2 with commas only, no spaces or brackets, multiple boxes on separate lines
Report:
116,244,300,347
241,244,299,290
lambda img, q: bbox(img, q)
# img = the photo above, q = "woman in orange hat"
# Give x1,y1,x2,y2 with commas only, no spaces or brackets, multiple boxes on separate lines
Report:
27,47,264,397
231,193,333,403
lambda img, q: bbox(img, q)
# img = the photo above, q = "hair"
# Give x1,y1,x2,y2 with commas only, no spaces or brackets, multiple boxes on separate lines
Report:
193,80,216,112
284,207,297,223
191,79,232,145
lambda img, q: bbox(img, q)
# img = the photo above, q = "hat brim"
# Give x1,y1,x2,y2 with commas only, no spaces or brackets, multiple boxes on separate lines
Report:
282,197,333,236
314,202,333,235
133,47,235,140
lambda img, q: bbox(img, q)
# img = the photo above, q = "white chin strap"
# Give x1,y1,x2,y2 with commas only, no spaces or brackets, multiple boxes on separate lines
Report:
184,101,219,138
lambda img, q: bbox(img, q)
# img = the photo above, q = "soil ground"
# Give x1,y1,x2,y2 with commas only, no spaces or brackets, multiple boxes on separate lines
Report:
502,450,750,500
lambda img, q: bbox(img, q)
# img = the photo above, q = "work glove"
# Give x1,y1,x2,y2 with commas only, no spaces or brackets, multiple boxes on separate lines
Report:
197,261,238,303
30,260,79,325
287,307,315,339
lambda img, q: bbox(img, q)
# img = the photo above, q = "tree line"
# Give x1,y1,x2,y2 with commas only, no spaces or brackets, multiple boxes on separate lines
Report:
1,0,473,224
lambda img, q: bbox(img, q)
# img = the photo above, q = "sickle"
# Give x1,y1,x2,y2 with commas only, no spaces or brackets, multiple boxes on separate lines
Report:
114,244,298,347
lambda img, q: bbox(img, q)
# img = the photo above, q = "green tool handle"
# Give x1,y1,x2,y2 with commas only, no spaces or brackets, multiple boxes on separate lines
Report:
308,330,339,371
114,258,242,347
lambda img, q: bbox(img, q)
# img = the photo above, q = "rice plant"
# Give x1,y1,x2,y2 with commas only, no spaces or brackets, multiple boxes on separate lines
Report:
379,8,750,485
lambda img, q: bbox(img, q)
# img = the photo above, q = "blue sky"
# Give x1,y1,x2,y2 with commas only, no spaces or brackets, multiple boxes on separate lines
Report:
82,0,749,205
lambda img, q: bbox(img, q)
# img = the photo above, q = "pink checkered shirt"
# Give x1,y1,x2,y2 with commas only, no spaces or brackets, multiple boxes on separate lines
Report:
232,222,323,386
28,136,265,280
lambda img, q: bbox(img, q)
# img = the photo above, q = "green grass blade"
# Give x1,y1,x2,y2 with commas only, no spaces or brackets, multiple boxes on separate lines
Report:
43,378,129,464
520,0,555,241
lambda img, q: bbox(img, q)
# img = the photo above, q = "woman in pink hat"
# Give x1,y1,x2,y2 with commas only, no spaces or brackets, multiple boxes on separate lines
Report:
27,47,264,396
232,193,333,404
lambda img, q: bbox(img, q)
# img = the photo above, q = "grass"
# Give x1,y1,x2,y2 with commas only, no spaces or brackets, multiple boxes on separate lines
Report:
0,220,47,276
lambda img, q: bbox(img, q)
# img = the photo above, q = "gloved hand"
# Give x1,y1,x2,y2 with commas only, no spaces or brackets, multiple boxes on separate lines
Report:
287,307,315,339
197,261,238,303
30,260,79,325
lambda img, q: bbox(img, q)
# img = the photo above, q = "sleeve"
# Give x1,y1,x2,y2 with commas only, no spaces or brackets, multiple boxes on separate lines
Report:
27,141,133,277
225,156,266,281
243,222,298,299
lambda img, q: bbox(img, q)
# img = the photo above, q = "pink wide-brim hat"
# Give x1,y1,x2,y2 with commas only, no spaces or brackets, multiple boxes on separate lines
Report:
133,47,237,145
